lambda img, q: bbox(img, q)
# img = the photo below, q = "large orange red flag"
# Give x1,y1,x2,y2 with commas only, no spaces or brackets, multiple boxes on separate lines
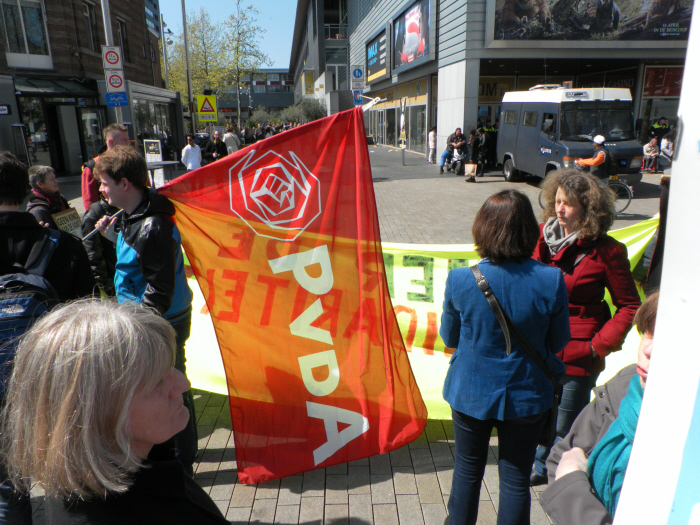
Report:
160,108,427,483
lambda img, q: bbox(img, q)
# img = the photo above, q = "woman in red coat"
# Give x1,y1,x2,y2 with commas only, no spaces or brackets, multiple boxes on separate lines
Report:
530,169,641,486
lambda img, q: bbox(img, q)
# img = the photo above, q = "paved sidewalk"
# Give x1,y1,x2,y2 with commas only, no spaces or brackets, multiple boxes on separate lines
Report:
33,145,659,524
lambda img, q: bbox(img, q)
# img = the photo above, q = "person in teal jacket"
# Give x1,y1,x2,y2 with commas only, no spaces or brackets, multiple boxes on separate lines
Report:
94,146,196,475
441,189,569,525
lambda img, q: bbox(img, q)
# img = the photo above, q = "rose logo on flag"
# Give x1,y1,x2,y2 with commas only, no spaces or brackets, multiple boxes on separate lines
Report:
229,150,322,241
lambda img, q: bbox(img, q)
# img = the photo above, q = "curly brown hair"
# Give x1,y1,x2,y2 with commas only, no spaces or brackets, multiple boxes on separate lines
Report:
540,169,616,241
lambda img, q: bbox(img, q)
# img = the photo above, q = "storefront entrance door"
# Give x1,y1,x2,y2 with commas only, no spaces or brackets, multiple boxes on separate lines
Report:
77,106,107,162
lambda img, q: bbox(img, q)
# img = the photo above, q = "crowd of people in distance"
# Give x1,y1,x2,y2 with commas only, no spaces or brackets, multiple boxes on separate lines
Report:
0,112,664,525
181,121,305,171
436,122,498,182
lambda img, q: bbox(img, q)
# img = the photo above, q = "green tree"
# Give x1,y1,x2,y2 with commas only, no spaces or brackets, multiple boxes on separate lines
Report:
162,8,230,112
280,105,303,124
223,0,273,129
300,99,328,122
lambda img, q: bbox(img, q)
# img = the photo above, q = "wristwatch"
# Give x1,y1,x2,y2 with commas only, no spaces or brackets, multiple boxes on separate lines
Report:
590,341,597,359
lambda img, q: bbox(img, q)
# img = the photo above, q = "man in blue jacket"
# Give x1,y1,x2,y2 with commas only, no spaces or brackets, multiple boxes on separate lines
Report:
94,146,197,474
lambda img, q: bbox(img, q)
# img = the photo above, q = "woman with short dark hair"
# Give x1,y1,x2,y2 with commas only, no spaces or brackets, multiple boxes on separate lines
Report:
441,189,570,524
530,169,641,486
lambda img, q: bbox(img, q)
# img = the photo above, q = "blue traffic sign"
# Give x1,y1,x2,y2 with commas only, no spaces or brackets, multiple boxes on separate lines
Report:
353,68,364,79
106,92,128,107
353,90,364,106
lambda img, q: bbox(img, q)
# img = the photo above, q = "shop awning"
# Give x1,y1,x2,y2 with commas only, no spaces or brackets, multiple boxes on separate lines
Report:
14,77,98,96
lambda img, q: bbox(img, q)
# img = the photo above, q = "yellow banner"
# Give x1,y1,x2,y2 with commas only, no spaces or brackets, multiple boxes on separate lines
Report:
186,218,658,419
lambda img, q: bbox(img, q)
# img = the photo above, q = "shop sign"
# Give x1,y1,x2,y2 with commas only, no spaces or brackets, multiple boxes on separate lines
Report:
643,66,684,98
0,105,11,115
366,29,388,83
478,77,516,103
578,69,636,90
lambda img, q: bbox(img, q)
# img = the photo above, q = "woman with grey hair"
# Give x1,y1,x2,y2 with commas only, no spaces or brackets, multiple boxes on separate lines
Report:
2,300,229,525
26,165,70,229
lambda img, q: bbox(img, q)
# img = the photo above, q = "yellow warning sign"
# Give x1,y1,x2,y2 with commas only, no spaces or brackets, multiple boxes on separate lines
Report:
196,95,217,122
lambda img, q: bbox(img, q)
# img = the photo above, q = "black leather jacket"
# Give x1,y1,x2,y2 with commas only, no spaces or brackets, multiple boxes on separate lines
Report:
81,199,119,295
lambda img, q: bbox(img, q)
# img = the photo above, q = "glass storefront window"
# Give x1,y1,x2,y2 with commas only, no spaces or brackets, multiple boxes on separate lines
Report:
132,98,175,160
386,108,396,147
409,105,426,154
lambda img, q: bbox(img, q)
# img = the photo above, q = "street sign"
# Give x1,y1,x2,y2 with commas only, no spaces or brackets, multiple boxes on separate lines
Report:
197,94,217,122
102,46,123,70
105,70,125,93
351,65,365,90
353,90,364,106
105,92,128,107
0,105,10,115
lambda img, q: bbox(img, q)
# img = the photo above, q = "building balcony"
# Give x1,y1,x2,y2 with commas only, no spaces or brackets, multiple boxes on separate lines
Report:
324,24,347,40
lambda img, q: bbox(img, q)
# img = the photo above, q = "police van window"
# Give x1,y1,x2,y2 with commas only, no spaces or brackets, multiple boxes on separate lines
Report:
541,113,555,134
523,111,538,127
503,110,517,125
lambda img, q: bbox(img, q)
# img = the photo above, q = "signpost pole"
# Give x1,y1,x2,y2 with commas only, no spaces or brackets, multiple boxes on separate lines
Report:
100,0,123,124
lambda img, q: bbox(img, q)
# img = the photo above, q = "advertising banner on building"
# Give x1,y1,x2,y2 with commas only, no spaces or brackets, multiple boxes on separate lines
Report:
160,108,427,484
491,0,692,43
393,0,431,74
366,29,389,84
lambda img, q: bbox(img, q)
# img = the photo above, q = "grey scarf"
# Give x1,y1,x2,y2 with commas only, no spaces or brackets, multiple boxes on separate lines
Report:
543,217,579,255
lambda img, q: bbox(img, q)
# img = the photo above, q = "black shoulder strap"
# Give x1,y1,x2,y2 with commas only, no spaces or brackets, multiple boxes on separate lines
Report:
470,264,556,382
24,229,61,277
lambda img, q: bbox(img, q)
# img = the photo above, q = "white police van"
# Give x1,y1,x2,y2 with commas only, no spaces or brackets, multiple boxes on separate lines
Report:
496,85,643,184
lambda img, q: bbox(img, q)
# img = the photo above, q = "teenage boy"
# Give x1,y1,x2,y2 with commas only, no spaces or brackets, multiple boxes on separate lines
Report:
94,146,197,473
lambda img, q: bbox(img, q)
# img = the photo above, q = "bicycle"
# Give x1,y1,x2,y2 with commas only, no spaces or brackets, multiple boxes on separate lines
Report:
538,169,633,214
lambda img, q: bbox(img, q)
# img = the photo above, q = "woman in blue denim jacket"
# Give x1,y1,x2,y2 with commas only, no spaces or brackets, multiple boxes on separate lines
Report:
441,190,570,525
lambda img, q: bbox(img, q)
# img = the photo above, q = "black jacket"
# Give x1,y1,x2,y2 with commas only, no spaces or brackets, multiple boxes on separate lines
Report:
26,193,70,230
118,191,191,319
46,460,229,525
446,132,467,153
81,199,119,295
0,212,96,302
202,139,228,164
469,136,480,164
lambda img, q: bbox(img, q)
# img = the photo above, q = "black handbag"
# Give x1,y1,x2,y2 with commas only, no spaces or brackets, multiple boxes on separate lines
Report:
470,265,563,447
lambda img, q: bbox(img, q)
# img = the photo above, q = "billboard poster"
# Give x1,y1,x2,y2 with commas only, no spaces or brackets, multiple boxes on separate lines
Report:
493,0,692,41
366,30,389,84
393,0,430,72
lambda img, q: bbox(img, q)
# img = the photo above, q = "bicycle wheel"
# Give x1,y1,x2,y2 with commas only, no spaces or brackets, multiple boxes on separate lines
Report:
538,189,545,210
609,182,632,214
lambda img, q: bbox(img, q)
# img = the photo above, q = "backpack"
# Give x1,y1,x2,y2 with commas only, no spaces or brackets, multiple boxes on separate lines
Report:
0,229,61,391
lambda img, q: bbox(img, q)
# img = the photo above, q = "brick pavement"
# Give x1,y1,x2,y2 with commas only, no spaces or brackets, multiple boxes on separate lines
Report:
29,146,660,524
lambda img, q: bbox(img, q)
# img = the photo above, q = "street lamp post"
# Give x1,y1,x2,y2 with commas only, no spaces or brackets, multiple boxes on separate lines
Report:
181,0,195,135
160,15,173,90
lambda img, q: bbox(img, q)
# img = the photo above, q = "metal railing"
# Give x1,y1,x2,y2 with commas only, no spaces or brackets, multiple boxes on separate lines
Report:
324,24,347,40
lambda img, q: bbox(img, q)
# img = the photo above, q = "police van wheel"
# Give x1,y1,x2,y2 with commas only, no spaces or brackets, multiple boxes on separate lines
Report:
504,159,519,182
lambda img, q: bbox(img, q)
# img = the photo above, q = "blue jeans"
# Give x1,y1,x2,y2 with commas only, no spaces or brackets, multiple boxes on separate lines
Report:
449,409,547,525
532,373,598,476
440,150,451,167
148,313,198,476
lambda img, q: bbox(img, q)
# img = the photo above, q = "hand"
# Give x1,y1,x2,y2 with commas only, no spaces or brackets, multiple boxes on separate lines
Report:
555,447,589,480
96,215,118,243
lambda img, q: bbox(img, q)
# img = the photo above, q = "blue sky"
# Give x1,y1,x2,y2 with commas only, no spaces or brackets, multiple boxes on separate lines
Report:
157,0,297,69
